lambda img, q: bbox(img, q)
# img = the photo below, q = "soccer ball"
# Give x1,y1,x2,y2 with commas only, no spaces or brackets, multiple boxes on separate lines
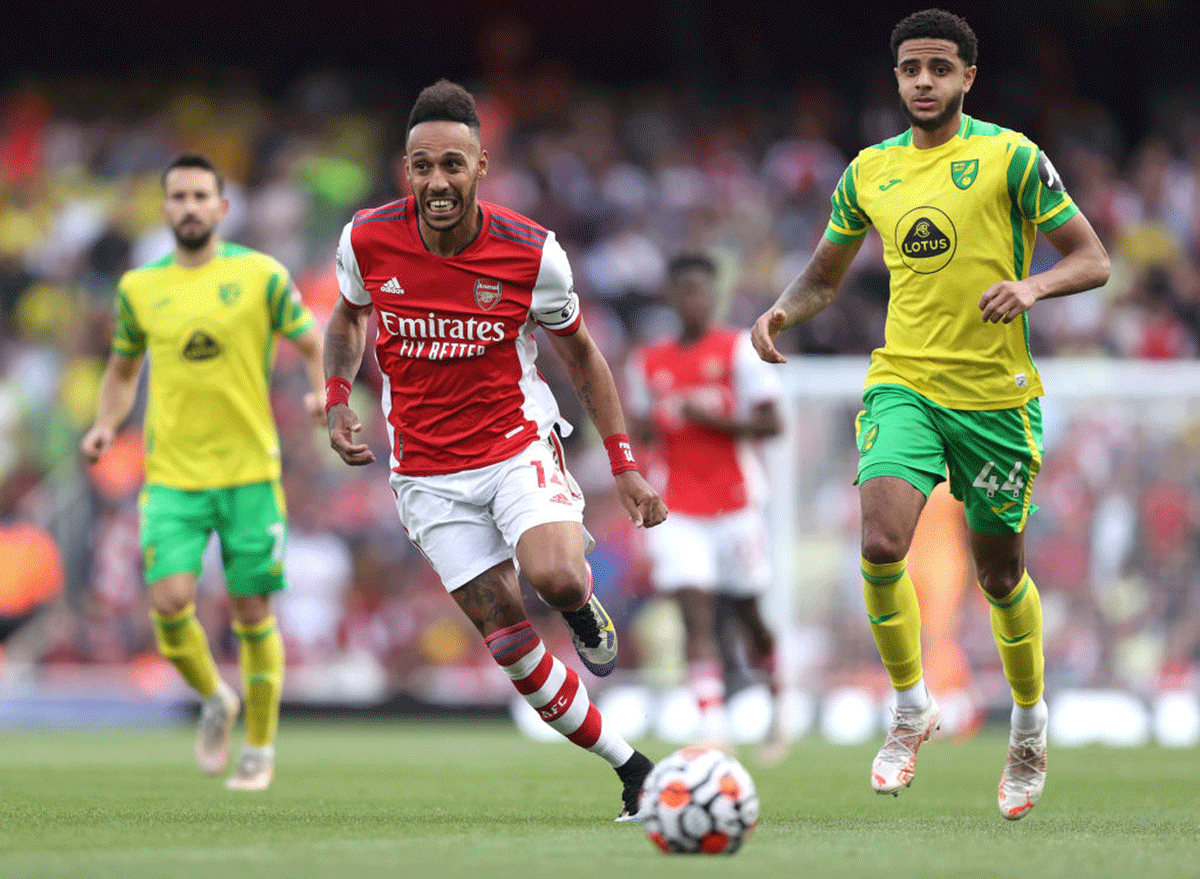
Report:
640,746,759,854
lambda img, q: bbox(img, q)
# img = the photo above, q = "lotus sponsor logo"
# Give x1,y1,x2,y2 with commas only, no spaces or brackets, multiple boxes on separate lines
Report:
895,206,957,274
182,329,221,360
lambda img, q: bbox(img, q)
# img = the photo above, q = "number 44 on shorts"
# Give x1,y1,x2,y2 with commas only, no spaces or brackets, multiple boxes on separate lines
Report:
972,460,1024,500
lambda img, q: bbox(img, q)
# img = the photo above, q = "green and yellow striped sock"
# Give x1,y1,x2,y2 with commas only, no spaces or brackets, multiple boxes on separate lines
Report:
233,616,284,747
151,603,219,698
861,558,923,690
987,573,1044,708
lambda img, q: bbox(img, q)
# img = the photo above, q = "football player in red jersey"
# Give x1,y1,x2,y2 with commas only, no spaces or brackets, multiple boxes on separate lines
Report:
323,80,667,821
626,253,789,761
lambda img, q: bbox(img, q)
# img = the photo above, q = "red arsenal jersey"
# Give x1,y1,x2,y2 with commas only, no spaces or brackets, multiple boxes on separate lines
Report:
335,198,581,475
626,327,783,516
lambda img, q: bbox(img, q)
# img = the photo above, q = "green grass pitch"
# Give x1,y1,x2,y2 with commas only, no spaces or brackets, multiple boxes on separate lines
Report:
2,720,1198,878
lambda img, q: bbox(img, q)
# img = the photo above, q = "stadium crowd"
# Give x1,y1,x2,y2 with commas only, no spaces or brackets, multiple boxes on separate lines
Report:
2,40,1200,715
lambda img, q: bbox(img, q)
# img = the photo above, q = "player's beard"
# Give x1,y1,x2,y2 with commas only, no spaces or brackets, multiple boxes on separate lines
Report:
903,88,963,132
172,218,215,252
417,177,479,232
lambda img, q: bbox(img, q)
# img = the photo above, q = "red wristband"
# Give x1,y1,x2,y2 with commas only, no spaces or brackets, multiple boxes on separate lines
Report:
604,433,639,475
325,376,352,413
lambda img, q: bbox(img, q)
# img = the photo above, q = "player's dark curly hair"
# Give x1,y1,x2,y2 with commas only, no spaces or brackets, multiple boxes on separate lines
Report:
162,153,224,194
890,9,978,67
407,79,481,137
667,252,718,281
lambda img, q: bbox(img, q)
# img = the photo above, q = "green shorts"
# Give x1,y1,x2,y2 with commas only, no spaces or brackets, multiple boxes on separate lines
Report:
138,481,288,595
854,384,1043,535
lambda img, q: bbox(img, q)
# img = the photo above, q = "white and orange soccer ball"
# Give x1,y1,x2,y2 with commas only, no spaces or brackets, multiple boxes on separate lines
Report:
640,746,759,854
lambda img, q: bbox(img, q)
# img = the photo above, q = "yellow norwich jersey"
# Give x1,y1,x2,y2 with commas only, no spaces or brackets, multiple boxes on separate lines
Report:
112,242,314,490
825,114,1077,410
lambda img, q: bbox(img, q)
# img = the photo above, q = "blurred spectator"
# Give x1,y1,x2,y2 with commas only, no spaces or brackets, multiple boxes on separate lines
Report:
3,7,1200,712
0,470,64,644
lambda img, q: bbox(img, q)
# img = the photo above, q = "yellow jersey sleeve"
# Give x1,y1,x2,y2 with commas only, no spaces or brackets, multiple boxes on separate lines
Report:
267,269,315,339
112,281,147,358
826,161,873,244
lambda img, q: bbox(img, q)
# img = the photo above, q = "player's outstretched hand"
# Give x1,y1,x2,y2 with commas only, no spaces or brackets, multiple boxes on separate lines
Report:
978,279,1038,324
304,391,328,427
327,405,376,466
751,308,789,363
80,425,113,464
615,470,668,528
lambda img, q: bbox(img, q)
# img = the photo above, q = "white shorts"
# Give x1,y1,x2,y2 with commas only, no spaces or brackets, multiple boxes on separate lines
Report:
645,508,771,596
390,437,585,592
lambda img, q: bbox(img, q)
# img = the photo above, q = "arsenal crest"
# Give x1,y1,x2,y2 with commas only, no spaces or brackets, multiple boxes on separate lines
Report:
474,278,502,310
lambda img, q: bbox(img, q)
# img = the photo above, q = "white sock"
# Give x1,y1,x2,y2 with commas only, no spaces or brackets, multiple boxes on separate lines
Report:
1011,697,1048,735
895,678,929,711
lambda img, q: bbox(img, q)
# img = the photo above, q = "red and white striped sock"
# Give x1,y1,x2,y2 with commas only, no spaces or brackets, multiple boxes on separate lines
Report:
486,621,633,768
688,659,726,740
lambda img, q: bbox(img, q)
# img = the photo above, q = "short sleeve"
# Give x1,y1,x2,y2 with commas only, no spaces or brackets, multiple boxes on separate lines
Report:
267,266,315,339
111,283,146,358
1007,141,1078,232
623,351,652,420
732,331,784,416
336,221,372,308
825,159,872,244
531,232,581,335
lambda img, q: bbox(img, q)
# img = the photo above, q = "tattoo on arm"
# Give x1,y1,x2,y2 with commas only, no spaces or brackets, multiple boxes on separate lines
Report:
576,379,598,421
324,330,361,377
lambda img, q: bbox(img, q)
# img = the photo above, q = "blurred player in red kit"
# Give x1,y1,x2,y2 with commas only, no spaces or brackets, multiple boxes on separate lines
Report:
626,253,789,761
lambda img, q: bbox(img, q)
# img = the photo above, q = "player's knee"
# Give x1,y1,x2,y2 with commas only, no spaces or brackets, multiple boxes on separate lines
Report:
231,595,272,626
977,566,1024,601
678,602,713,635
527,563,588,610
148,577,195,617
860,529,908,565
675,591,716,639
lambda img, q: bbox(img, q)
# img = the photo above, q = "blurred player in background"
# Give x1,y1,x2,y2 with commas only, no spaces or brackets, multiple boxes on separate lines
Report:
323,80,667,821
752,8,1110,818
81,154,327,791
625,253,789,760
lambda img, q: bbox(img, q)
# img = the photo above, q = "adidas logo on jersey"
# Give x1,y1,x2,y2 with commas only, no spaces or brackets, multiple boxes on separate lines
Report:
381,277,404,295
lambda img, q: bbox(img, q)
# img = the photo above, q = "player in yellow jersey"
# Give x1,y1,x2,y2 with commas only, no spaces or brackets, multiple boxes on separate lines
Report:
752,9,1110,819
81,154,326,791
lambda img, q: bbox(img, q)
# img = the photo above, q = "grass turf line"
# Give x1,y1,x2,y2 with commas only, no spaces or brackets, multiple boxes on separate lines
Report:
1,720,1198,878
